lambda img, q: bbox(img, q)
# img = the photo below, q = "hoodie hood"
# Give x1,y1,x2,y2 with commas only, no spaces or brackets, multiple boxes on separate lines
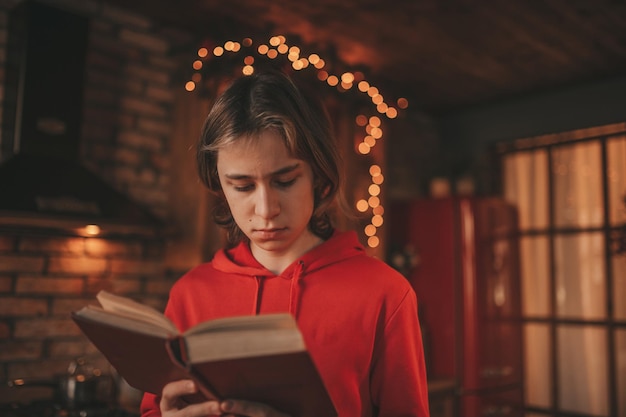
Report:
208,230,366,316
212,230,365,278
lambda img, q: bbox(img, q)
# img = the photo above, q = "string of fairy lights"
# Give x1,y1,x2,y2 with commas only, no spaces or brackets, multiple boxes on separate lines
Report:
185,35,409,249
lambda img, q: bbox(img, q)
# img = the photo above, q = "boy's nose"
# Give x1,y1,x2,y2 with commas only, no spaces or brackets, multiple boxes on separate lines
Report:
255,188,280,219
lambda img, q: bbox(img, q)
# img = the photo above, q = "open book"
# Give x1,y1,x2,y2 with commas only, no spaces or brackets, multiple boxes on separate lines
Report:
71,291,336,417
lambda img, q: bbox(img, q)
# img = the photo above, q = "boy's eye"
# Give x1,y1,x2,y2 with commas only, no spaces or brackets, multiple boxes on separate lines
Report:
233,184,254,192
275,178,296,188
230,176,297,191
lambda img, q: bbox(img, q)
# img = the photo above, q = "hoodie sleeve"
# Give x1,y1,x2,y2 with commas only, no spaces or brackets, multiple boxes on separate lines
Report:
370,288,431,417
140,392,161,417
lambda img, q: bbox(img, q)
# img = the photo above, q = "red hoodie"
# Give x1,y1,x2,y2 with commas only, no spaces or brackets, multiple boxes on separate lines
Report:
140,231,430,417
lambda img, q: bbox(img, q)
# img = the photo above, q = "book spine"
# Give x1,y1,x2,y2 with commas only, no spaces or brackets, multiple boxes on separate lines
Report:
166,337,220,402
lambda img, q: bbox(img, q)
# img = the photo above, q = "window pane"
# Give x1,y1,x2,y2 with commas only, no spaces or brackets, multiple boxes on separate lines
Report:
555,233,606,319
521,236,550,316
618,330,626,417
557,325,608,416
615,253,626,320
504,150,548,230
552,142,603,228
524,324,551,408
607,136,626,226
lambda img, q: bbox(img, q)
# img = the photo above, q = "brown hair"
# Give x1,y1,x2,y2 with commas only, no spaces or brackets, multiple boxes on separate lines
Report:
197,71,344,246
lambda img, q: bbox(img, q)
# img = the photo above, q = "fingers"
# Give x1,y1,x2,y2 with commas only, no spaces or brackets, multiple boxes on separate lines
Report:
160,380,221,417
172,401,221,417
220,399,290,417
160,380,196,412
158,381,291,417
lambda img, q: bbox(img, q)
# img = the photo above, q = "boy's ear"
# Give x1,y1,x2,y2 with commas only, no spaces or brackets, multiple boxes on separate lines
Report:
319,184,331,199
314,176,331,199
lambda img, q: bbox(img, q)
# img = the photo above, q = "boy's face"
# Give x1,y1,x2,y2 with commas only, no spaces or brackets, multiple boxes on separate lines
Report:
216,129,320,265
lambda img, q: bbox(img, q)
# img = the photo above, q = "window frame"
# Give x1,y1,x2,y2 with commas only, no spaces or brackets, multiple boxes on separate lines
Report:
496,122,626,417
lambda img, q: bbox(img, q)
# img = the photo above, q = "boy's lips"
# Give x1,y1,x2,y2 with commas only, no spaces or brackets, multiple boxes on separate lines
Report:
253,228,287,239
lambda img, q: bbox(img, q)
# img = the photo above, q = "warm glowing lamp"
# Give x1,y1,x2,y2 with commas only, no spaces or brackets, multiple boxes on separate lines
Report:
84,224,101,236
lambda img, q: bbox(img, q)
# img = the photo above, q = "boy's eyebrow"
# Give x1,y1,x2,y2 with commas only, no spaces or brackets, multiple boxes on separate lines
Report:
224,163,301,180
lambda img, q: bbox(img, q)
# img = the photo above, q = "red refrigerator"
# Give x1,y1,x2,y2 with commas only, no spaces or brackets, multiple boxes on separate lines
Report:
389,197,524,417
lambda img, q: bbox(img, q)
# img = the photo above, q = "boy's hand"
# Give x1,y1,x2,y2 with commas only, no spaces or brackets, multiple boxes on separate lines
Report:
160,380,221,416
159,380,291,417
220,399,291,417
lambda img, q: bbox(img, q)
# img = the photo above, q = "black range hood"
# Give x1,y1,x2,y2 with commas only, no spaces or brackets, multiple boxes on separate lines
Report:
0,153,161,231
0,1,161,235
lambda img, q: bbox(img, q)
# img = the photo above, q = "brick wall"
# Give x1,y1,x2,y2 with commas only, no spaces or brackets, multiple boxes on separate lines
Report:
0,0,193,406
0,231,178,404
80,2,181,220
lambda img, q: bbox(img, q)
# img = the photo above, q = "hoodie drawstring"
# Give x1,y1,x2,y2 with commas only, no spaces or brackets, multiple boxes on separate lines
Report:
288,260,305,318
253,276,261,315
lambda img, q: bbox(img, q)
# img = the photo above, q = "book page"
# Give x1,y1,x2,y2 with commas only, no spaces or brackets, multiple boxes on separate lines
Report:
74,305,177,338
185,327,306,363
185,313,297,336
96,290,178,334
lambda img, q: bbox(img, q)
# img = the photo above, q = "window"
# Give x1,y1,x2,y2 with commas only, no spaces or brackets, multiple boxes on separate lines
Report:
498,123,626,417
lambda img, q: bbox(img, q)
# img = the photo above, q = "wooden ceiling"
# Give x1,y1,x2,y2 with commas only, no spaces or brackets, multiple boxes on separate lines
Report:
102,0,626,113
